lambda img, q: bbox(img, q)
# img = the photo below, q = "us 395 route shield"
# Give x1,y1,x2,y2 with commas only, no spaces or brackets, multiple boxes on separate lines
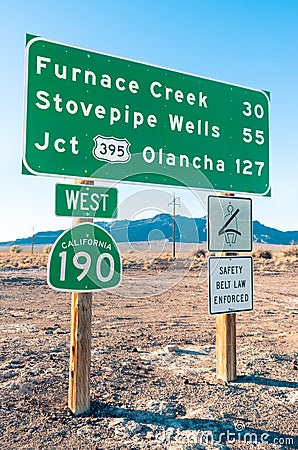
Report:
23,35,270,195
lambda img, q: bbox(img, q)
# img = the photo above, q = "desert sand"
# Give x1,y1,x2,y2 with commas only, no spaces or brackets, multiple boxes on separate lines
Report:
0,245,297,449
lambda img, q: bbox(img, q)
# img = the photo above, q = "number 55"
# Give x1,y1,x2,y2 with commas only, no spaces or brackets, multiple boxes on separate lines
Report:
243,128,265,145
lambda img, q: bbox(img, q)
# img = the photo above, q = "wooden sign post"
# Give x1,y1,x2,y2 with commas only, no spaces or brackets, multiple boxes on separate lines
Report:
208,192,253,381
47,178,120,415
68,180,94,415
216,193,237,382
216,311,236,381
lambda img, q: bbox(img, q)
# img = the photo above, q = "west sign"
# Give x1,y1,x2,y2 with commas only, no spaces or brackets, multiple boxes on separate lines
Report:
55,184,118,218
23,35,270,195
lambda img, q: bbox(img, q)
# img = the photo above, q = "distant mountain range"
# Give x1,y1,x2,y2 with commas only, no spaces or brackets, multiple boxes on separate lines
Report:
1,214,298,246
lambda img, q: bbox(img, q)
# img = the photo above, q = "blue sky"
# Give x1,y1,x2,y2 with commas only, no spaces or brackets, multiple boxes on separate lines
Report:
1,0,298,241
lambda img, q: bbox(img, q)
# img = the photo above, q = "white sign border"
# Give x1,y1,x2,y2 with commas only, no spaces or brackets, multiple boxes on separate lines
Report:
208,255,254,315
207,195,253,252
47,222,122,293
22,34,271,197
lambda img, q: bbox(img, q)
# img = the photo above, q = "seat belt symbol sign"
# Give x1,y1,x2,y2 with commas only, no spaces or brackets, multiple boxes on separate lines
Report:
218,205,241,245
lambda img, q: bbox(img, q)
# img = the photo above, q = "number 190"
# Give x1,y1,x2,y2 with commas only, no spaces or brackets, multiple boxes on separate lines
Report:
59,251,114,283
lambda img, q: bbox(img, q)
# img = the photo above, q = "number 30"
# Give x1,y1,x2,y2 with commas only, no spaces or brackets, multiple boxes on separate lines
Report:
242,101,264,119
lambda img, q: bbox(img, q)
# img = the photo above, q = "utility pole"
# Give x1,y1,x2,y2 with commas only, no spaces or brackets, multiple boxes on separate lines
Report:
31,227,35,254
168,193,180,258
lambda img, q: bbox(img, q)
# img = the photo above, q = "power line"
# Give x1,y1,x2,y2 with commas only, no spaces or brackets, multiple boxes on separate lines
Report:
31,227,35,254
168,193,180,258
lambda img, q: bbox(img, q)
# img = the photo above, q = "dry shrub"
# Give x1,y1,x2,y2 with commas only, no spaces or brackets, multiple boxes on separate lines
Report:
282,246,298,257
255,249,272,259
144,261,151,269
21,263,32,269
193,248,206,258
10,245,21,253
43,244,52,254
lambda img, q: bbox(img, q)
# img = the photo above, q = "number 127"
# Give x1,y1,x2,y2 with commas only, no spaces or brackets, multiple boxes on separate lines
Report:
235,159,265,176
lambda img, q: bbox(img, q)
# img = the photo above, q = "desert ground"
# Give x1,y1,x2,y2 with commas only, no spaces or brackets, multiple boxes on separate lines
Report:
0,243,297,449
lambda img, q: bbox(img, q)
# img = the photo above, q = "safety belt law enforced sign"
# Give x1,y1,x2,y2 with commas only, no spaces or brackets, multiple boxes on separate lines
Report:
208,256,253,315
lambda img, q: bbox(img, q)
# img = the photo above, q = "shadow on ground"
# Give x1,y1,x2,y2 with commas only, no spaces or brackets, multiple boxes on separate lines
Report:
236,375,298,388
91,400,297,448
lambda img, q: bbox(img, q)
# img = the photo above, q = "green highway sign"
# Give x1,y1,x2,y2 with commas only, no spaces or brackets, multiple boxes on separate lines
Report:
47,223,122,292
23,35,270,195
55,183,117,218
